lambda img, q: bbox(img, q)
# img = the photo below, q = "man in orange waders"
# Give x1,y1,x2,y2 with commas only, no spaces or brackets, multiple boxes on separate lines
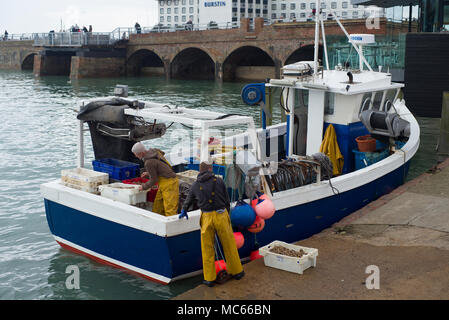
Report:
179,162,245,287
132,142,179,216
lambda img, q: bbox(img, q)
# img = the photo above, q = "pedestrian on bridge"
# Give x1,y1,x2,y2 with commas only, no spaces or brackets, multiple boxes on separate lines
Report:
4,30,8,41
135,22,142,34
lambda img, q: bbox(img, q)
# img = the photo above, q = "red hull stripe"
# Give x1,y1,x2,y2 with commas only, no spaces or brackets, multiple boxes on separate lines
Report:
56,241,170,285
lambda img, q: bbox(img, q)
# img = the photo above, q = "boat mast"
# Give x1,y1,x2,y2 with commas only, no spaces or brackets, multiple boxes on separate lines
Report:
313,0,320,76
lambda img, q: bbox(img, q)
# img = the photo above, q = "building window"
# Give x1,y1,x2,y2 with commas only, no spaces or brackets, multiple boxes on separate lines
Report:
175,16,179,22
342,2,348,9
189,0,193,5
174,0,179,5
167,16,172,22
300,12,306,18
353,5,358,8
160,1,165,6
290,3,295,10
290,13,296,19
182,7,186,13
321,2,326,9
189,15,194,20
272,13,277,19
310,2,315,9
272,4,276,10
342,11,347,17
352,11,358,18
160,8,164,14
175,8,179,14
160,16,164,22
167,0,171,6
182,0,186,4
167,8,171,14
189,7,194,13
182,15,186,22
281,4,286,10
331,2,337,9
300,3,306,10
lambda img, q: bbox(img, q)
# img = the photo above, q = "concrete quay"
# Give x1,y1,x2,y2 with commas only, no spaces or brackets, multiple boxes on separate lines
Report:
174,158,449,300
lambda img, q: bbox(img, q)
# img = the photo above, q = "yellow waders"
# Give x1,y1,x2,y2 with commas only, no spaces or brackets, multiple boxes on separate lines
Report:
200,209,243,282
153,176,180,217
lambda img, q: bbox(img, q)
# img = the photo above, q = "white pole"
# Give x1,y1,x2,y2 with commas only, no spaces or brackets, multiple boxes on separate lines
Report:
77,120,85,168
320,18,330,71
314,0,320,76
359,44,364,71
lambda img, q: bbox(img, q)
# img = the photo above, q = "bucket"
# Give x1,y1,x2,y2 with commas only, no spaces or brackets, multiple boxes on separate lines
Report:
356,135,377,152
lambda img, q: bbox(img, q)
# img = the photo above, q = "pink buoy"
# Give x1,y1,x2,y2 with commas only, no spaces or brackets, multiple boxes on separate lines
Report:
253,194,276,220
234,232,245,250
250,250,263,261
248,216,265,234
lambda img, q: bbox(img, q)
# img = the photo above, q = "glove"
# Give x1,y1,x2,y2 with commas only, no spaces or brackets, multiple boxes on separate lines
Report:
179,210,189,220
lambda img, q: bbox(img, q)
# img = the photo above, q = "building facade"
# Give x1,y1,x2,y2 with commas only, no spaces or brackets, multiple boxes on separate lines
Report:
156,0,384,28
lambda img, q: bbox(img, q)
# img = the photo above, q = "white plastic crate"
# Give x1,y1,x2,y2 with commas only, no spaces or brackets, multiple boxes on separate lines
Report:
99,183,149,205
177,170,199,184
259,241,318,275
61,168,109,194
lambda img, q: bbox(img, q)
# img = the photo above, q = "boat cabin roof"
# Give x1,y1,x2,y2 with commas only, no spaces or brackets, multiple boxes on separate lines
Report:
268,69,404,96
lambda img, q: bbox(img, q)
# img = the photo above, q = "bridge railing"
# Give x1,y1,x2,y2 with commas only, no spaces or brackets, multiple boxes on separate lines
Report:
1,33,37,41
33,32,114,47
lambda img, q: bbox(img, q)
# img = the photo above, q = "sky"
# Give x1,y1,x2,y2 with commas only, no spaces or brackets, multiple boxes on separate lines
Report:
0,0,159,34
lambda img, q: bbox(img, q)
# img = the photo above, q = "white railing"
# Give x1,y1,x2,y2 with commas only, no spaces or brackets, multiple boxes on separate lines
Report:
33,32,114,47
1,33,37,41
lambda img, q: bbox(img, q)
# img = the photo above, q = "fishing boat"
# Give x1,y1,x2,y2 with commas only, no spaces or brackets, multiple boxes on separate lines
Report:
40,3,420,285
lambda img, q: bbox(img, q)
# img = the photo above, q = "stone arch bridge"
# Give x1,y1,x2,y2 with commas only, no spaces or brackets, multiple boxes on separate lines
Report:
1,18,396,81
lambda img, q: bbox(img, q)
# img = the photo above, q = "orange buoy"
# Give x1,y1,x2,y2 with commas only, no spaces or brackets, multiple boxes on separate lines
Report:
234,232,245,249
248,216,265,234
250,250,263,261
215,260,227,275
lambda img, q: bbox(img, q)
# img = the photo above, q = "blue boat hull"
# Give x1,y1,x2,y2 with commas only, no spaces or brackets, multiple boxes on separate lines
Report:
44,161,410,283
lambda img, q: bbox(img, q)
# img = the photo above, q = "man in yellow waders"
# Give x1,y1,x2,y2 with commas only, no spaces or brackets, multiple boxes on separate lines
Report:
179,162,245,287
132,143,179,216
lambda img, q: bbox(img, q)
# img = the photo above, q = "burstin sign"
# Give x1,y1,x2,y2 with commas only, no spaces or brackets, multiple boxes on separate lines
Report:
204,1,226,7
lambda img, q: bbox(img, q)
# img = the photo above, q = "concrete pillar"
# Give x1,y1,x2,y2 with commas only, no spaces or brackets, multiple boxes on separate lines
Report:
164,60,171,80
70,56,126,79
215,61,223,82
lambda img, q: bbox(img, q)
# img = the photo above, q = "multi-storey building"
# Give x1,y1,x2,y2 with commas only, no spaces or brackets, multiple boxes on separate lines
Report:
156,0,384,28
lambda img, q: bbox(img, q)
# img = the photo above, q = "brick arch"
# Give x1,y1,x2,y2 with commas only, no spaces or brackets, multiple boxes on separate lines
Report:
21,52,38,70
170,46,216,80
126,48,165,76
283,43,323,66
222,45,276,82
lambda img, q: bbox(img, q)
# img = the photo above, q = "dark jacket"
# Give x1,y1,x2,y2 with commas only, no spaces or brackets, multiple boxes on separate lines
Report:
142,149,177,190
182,171,230,213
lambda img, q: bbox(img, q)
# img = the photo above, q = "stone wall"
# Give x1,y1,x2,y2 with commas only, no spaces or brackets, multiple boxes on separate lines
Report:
70,56,126,79
0,40,39,70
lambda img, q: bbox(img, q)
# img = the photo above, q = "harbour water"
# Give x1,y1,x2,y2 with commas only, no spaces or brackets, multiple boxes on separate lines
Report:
0,70,440,300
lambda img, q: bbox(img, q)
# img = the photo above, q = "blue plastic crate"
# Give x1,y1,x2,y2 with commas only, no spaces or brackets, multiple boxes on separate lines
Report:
92,159,140,181
185,157,227,177
353,149,390,170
